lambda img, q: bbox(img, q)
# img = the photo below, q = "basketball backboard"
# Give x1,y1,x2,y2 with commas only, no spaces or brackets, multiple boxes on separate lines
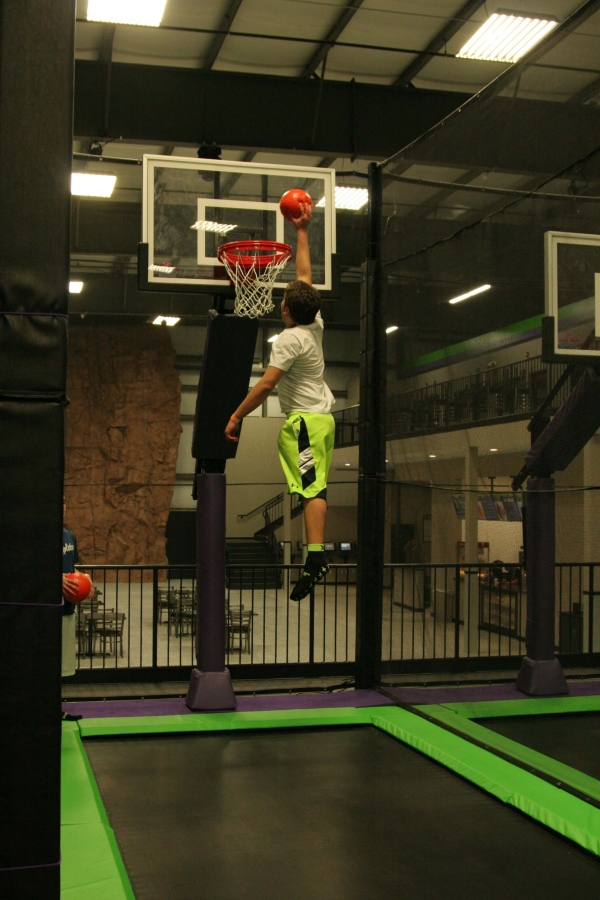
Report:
544,230,600,362
141,156,336,295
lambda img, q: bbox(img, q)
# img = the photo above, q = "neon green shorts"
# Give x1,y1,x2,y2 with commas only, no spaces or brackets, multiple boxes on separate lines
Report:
277,412,335,501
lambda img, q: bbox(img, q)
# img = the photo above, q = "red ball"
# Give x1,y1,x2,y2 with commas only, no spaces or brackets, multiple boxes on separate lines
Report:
279,188,313,222
64,572,93,603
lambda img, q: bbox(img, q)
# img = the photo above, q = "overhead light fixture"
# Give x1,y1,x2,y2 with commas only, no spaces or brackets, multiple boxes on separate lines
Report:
448,284,491,305
344,463,351,467
71,173,116,198
69,281,83,294
267,334,280,343
152,316,180,326
87,0,167,27
149,264,177,274
457,11,558,63
490,448,498,452
191,220,237,234
386,325,399,334
317,187,369,211
429,454,437,458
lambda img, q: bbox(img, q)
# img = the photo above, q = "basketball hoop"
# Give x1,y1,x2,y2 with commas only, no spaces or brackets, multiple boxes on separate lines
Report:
217,240,293,318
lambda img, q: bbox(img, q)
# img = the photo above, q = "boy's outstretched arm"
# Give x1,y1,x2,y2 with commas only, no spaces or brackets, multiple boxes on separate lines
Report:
291,202,312,285
224,366,284,442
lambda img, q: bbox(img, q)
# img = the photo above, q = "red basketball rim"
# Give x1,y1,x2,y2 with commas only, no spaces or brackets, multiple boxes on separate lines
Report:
217,240,293,271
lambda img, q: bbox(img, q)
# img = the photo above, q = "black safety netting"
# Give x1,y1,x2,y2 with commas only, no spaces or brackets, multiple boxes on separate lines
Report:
375,15,600,570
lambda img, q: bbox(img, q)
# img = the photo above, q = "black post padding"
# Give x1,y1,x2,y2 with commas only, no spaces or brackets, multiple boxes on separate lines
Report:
524,478,556,660
0,3,74,294
195,473,227,672
355,163,386,690
0,606,62,870
0,1,75,893
0,303,67,395
192,310,259,461
0,401,65,605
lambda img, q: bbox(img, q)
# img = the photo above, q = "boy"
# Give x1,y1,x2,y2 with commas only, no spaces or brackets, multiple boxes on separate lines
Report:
225,204,335,601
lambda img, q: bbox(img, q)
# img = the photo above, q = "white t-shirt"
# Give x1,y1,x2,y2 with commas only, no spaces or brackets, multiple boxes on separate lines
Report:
269,312,335,414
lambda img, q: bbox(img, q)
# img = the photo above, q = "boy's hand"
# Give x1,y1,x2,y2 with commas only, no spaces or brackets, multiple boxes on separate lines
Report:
290,202,312,231
62,575,79,600
225,418,240,442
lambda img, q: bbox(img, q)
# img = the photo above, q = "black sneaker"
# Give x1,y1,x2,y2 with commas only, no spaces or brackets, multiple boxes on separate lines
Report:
62,711,82,722
290,562,329,601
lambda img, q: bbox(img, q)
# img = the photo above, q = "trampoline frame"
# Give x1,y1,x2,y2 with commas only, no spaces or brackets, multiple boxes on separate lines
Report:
61,701,600,898
423,695,600,807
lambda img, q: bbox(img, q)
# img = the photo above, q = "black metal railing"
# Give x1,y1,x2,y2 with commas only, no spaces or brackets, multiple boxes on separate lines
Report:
333,356,573,445
70,562,600,682
72,564,357,681
383,562,600,670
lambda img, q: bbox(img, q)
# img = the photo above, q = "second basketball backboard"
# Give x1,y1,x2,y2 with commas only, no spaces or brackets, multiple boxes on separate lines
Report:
544,230,600,361
141,156,336,294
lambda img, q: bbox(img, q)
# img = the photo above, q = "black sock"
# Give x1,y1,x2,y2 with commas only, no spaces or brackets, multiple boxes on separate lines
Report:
306,549,325,570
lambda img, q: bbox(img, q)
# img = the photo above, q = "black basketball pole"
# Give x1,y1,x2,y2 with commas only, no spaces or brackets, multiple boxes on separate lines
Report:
516,477,568,695
355,162,386,689
186,466,237,709
186,311,258,710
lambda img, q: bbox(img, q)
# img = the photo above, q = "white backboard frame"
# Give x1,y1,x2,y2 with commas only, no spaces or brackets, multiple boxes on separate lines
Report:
544,230,600,358
142,155,336,291
195,198,284,266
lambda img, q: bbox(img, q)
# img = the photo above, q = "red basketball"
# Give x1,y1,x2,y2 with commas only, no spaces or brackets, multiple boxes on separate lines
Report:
279,188,313,222
64,571,93,603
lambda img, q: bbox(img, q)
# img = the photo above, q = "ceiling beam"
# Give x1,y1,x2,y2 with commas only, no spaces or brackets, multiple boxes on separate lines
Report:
394,0,487,87
203,0,245,71
570,75,600,105
300,1,364,79
75,61,470,159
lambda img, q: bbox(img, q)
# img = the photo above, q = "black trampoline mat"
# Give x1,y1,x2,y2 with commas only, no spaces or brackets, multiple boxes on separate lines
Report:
475,711,600,781
84,725,599,900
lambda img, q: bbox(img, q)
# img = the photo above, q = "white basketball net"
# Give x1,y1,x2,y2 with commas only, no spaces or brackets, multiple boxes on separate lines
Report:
219,244,292,318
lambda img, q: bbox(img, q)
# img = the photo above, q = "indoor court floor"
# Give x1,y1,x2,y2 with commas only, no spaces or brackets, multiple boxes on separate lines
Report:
61,687,600,899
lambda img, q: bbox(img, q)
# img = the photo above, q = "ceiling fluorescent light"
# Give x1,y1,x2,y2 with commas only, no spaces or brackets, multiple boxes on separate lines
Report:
448,284,491,305
386,325,399,334
191,220,237,234
267,334,280,343
71,173,116,198
149,264,177,274
69,281,83,294
317,187,369,211
87,0,167,27
457,11,558,63
152,316,180,326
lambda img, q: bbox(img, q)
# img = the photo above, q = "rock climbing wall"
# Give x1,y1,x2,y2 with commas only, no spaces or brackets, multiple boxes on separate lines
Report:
64,325,182,567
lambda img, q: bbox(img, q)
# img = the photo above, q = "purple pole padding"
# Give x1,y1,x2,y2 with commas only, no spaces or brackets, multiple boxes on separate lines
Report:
0,859,60,871
195,473,227,672
0,599,64,608
0,311,68,317
525,477,556,660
